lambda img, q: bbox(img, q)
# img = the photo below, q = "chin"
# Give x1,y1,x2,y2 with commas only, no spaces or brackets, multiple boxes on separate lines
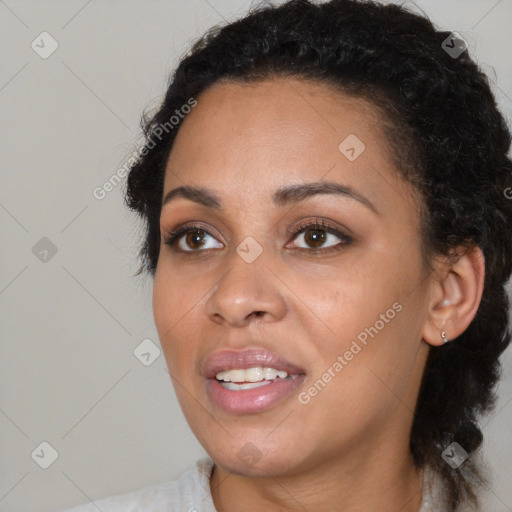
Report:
213,449,300,477
203,432,310,478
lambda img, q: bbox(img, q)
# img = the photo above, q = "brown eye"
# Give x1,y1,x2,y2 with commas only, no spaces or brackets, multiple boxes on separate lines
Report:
185,229,207,250
289,220,352,251
163,225,224,252
303,228,327,248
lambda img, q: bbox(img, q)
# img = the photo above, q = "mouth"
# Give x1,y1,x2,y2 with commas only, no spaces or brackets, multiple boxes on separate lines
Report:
201,348,306,414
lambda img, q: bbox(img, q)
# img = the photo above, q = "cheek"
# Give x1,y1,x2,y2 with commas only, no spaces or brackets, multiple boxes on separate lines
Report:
152,270,176,339
292,252,420,396
153,261,207,325
152,267,200,369
299,306,415,443
287,255,399,340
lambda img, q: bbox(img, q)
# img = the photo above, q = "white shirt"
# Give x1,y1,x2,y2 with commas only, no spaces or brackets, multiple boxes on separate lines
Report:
59,457,452,511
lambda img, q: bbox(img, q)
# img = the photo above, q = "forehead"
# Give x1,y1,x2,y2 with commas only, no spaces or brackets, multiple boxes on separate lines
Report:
163,78,407,212
169,78,388,161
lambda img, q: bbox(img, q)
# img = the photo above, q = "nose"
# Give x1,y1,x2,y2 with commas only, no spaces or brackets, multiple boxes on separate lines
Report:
205,248,287,328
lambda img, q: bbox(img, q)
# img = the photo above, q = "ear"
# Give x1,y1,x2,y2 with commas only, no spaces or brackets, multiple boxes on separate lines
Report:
422,245,485,346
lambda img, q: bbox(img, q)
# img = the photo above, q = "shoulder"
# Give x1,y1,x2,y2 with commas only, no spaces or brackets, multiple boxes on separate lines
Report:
57,457,216,512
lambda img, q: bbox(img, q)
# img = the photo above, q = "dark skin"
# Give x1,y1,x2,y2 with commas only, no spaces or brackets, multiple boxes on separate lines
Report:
153,78,485,511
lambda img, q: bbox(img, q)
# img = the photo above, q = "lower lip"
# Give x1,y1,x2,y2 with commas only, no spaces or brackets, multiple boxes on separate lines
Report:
206,375,306,414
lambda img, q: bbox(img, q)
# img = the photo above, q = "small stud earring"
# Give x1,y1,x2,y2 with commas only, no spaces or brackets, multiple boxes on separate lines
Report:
441,331,450,344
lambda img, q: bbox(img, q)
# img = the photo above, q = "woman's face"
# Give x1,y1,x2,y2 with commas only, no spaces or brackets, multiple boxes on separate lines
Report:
153,78,433,476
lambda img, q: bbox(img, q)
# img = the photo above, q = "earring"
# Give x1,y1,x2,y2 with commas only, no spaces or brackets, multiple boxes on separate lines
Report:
441,331,450,344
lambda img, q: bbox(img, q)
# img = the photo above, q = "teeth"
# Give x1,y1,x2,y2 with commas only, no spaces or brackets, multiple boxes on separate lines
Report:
220,380,273,391
216,367,289,382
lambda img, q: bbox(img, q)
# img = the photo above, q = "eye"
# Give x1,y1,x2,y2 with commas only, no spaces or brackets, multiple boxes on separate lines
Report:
163,218,352,254
163,224,223,252
287,219,352,251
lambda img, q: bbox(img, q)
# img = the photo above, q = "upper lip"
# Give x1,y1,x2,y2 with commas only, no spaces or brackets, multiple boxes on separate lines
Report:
201,348,306,379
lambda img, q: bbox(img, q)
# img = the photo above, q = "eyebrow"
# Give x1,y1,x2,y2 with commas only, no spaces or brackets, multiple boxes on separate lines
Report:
161,180,379,215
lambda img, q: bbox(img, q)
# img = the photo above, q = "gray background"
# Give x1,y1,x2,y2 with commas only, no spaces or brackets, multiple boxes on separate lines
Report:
1,1,511,511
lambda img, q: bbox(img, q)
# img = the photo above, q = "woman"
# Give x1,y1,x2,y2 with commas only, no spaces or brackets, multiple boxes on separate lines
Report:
63,0,512,510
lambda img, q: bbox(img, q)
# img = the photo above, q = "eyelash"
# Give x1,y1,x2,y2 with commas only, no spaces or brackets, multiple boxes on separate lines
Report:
288,219,352,253
163,218,352,254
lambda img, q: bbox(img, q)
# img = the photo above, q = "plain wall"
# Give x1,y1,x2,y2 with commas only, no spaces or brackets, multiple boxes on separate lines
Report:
1,1,511,511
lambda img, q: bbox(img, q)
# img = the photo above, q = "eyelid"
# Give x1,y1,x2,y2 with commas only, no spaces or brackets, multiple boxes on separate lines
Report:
162,221,224,249
286,217,350,237
285,218,353,251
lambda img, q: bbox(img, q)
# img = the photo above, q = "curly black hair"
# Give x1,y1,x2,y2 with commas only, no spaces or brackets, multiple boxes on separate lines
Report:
124,0,512,509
